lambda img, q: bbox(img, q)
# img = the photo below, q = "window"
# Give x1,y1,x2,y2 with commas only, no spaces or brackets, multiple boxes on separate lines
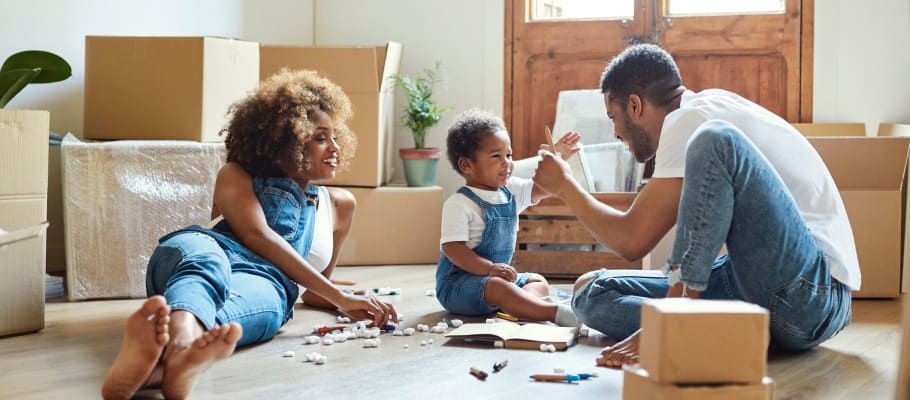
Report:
531,0,634,21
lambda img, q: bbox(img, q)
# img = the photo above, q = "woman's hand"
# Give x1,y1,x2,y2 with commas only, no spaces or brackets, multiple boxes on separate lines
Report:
488,263,518,282
336,292,399,327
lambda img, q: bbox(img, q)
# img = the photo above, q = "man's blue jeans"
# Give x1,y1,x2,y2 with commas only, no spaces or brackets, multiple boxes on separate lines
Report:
573,120,852,351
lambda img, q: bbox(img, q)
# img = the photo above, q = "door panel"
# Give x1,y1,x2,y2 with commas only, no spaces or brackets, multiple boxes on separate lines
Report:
506,0,811,159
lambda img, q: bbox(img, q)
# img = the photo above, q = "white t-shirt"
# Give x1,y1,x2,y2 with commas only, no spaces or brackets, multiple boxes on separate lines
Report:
653,89,861,289
440,177,536,249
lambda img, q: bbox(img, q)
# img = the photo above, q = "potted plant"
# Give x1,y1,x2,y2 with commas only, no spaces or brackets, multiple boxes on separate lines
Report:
389,61,451,187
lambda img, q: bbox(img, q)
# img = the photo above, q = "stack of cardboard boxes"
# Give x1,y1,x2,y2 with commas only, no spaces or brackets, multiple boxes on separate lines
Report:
64,36,442,300
0,110,50,335
623,298,774,399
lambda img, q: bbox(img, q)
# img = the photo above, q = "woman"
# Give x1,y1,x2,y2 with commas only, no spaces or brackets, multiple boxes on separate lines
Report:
102,69,398,400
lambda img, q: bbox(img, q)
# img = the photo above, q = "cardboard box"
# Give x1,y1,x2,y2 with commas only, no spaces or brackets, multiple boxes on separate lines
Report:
260,42,402,187
0,223,48,336
877,124,910,294
622,366,774,400
62,135,225,299
84,36,260,142
0,110,49,197
808,137,910,298
896,294,910,400
639,298,769,384
792,122,866,137
338,185,441,265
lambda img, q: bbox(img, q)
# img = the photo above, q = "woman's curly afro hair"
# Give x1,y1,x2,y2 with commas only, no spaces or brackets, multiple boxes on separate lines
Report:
223,68,356,178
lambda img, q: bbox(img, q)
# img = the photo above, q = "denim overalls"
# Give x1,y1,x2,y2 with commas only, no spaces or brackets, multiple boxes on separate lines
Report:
146,177,318,346
436,186,530,315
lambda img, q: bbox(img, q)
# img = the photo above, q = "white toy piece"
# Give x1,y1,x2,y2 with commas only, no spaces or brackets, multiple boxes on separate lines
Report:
282,351,295,357
450,319,464,328
302,335,321,344
403,327,416,336
416,324,429,332
538,343,557,353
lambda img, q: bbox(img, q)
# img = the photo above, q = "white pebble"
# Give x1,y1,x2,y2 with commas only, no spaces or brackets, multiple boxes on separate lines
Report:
450,319,464,328
314,356,327,365
392,330,404,336
322,338,334,346
425,289,436,296
403,344,409,349
420,340,428,346
416,324,429,332
336,315,351,323
427,338,434,345
363,339,379,348
303,335,321,344
282,351,295,357
403,328,416,336
429,325,446,334
539,343,557,352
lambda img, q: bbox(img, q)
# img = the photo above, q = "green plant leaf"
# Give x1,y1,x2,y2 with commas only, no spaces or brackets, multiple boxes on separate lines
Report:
389,61,450,149
0,68,40,108
1,50,72,83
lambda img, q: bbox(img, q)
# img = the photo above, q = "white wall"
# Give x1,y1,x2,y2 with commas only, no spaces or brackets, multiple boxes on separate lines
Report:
814,0,910,133
313,0,504,193
0,0,315,137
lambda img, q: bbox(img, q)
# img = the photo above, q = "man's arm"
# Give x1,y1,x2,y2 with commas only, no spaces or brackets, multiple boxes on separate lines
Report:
534,152,682,260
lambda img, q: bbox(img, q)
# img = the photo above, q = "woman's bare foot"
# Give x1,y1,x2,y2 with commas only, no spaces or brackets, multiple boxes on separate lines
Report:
101,296,171,400
161,322,242,399
596,329,641,369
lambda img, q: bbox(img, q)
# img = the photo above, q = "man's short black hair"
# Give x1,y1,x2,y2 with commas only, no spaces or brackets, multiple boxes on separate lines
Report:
600,44,682,108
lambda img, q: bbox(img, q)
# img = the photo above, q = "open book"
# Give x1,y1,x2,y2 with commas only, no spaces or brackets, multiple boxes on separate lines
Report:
444,321,578,351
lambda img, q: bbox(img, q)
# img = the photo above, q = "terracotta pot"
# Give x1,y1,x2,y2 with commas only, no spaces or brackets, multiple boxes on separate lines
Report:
399,147,442,187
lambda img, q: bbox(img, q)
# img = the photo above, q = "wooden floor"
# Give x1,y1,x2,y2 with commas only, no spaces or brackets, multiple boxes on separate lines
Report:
0,265,903,399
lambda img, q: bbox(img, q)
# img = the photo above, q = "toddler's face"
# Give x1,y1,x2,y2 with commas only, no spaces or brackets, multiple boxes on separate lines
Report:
464,129,513,190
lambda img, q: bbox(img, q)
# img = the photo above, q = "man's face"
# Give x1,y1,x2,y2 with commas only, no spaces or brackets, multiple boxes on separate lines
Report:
604,92,656,163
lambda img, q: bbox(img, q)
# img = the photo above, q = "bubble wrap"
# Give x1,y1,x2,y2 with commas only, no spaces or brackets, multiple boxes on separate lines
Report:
61,134,226,300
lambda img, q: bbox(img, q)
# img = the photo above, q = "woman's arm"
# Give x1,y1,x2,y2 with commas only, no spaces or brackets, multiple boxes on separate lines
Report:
214,163,394,324
301,187,357,309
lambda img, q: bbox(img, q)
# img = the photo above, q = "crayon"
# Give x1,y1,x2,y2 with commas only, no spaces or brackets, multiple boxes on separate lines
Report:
331,278,357,286
530,374,580,383
495,311,518,322
492,360,508,372
470,367,488,381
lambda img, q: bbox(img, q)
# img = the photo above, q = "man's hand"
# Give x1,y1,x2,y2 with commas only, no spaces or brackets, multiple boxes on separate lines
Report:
533,151,573,197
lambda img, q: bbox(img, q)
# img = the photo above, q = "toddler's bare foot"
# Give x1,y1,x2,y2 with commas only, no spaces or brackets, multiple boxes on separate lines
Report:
161,322,242,399
101,296,170,400
596,329,641,369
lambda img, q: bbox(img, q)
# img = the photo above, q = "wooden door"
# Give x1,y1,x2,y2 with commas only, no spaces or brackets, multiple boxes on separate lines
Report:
506,0,813,159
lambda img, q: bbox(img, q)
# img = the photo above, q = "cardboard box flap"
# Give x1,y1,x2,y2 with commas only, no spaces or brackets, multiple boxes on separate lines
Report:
260,42,401,94
879,123,910,137
809,137,910,190
793,122,866,137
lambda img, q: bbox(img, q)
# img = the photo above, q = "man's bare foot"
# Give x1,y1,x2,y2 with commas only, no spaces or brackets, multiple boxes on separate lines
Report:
596,329,641,369
101,296,171,400
161,322,242,399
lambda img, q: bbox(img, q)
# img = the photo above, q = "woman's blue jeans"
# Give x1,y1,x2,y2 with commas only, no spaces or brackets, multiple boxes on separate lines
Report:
146,232,290,347
573,120,852,351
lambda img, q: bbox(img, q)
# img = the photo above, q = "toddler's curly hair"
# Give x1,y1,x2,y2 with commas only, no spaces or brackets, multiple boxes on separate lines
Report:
223,69,356,177
446,108,507,176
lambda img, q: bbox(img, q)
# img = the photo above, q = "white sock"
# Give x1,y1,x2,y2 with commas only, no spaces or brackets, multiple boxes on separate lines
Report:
554,304,579,328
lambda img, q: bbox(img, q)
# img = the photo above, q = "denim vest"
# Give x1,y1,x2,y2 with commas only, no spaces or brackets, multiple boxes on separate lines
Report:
436,186,518,284
163,177,319,317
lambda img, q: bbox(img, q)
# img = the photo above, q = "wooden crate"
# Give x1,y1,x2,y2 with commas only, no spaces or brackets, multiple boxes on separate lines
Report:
515,192,641,278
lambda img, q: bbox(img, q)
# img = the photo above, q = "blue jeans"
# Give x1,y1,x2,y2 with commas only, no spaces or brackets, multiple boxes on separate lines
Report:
573,120,852,351
146,232,291,347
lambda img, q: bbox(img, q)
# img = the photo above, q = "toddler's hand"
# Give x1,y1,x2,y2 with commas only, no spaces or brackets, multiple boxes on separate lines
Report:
488,263,518,282
540,131,581,160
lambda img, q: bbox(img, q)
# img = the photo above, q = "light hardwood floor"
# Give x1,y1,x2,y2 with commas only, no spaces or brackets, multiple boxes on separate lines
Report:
0,265,903,399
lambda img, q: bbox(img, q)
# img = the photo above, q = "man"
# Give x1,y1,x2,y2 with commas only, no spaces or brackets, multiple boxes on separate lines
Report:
533,44,859,368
